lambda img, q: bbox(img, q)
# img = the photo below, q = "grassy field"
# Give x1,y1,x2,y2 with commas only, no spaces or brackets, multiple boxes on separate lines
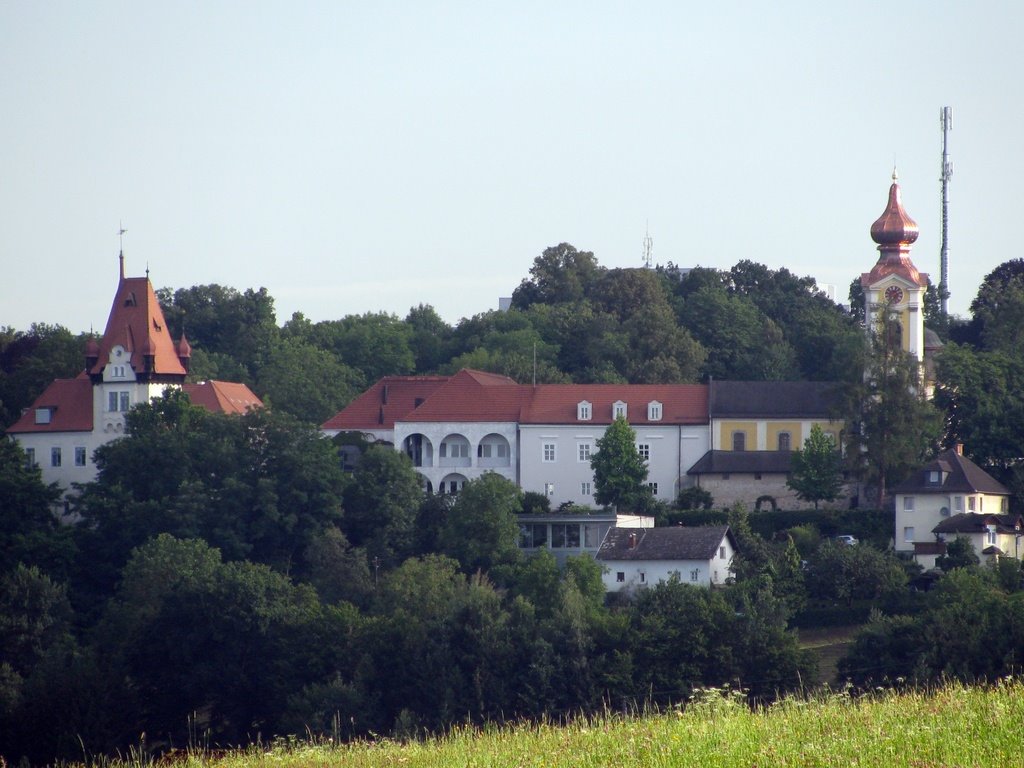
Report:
798,625,861,687
95,679,1022,768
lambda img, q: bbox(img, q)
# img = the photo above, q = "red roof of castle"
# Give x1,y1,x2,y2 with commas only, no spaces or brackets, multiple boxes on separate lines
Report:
6,375,94,433
321,371,710,429
181,381,262,415
6,377,261,434
89,266,187,378
522,384,707,425
320,375,451,431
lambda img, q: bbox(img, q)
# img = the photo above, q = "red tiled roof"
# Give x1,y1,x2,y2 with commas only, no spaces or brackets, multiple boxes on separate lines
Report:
322,371,711,428
400,370,531,422
182,381,262,415
321,376,450,431
90,272,187,378
6,374,94,433
522,384,707,425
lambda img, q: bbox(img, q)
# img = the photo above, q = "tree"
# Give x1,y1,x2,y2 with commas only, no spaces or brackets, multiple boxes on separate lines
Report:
936,536,980,572
72,389,348,603
254,336,361,424
0,437,72,577
590,416,650,511
439,473,523,573
787,424,844,509
510,243,603,309
342,445,424,564
843,308,942,508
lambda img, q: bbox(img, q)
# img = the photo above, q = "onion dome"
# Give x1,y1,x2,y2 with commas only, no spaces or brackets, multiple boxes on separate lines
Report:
870,170,919,247
176,333,192,358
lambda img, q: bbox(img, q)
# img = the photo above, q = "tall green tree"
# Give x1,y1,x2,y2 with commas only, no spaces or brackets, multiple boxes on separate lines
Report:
439,473,523,573
787,424,844,509
510,243,603,309
843,308,942,508
590,416,650,511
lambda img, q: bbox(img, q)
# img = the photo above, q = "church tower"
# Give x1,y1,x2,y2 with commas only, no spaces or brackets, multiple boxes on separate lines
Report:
861,171,928,365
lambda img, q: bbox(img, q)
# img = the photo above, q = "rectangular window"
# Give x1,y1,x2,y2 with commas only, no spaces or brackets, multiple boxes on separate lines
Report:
928,470,941,484
543,443,556,462
51,447,61,467
450,443,468,458
613,402,627,419
616,572,625,583
986,527,997,545
732,432,746,451
578,443,592,462
583,523,606,548
637,444,650,461
1001,497,1009,512
648,402,662,421
639,572,646,584
690,569,699,582
903,526,915,542
497,443,509,458
955,496,963,511
968,496,976,512
648,482,659,496
478,444,492,458
551,524,580,549
578,402,592,420
581,481,592,496
777,432,791,451
519,523,549,548
108,392,118,412
34,408,52,424
120,391,130,411
719,546,726,559
903,496,915,511
25,448,35,468
439,443,447,458
75,447,87,467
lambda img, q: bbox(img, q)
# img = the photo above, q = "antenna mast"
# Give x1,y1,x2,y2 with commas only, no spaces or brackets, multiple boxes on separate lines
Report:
642,222,653,268
939,106,953,316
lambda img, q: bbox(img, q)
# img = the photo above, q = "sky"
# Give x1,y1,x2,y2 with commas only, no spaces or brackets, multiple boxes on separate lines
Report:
3,1,1023,334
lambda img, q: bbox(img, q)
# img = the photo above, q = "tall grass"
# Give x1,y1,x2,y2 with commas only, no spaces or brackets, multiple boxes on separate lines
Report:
81,679,1024,768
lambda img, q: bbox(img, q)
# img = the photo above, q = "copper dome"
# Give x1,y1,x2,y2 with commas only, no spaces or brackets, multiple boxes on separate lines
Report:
870,172,919,247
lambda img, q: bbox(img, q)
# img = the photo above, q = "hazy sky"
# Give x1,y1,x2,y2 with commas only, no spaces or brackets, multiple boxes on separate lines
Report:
3,2,1022,334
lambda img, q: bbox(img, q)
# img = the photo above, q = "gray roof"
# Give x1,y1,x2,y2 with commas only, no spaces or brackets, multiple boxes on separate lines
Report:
597,525,734,562
892,449,1010,496
687,450,792,475
932,513,1023,536
710,380,843,419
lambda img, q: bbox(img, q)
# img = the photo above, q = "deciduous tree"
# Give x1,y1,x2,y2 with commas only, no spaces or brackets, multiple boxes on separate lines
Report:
787,424,844,509
590,416,650,511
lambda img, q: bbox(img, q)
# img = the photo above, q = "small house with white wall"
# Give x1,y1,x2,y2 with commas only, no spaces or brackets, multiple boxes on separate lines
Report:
893,445,1011,568
596,525,736,592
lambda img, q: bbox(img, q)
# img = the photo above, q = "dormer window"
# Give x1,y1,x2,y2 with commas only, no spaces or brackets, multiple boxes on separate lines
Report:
613,400,627,420
647,401,662,421
928,470,942,485
577,400,592,421
34,407,53,425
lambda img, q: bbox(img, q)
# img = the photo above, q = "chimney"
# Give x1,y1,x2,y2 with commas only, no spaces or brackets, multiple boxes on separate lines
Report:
955,443,964,456
382,384,389,404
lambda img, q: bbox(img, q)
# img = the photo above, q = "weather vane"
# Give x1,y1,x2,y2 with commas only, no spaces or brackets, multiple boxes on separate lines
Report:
118,222,127,253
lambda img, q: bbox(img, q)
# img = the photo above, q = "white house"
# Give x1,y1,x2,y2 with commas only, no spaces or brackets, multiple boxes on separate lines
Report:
892,445,1011,568
596,525,736,592
7,254,261,499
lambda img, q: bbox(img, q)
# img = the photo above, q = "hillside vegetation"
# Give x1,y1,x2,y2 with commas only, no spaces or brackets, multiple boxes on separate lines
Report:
77,681,1022,768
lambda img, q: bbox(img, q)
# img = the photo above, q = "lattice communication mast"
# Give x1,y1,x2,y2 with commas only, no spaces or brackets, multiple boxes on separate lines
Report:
939,106,953,316
642,223,653,269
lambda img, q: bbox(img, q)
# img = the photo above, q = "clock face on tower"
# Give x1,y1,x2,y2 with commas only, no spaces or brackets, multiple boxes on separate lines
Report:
884,285,904,305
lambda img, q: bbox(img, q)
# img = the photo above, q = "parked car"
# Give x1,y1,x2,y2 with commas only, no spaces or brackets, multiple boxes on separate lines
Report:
835,534,858,546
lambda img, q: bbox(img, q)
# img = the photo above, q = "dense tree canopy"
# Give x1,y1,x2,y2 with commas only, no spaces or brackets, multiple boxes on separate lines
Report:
590,416,650,511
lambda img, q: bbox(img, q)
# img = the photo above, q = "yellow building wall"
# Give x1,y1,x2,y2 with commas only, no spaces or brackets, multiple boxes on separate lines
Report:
719,421,755,451
766,421,801,451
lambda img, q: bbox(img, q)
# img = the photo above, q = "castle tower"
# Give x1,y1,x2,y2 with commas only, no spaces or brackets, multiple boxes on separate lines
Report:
861,171,929,365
